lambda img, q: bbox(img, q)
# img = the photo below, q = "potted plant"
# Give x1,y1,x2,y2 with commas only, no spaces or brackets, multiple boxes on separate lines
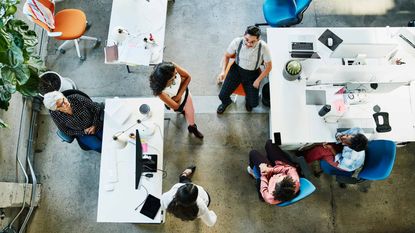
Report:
283,60,302,81
38,71,76,95
0,0,46,128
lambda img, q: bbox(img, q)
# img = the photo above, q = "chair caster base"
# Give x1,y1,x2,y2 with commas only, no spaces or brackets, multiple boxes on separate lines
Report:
94,39,101,48
59,49,66,54
339,183,347,188
86,22,92,31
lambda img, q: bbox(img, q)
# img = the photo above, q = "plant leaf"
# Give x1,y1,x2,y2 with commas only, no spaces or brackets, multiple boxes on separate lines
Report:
1,66,15,83
0,86,11,110
14,64,30,85
16,71,39,97
0,117,8,128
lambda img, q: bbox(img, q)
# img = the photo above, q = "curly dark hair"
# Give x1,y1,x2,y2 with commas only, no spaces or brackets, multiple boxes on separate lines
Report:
273,176,296,202
167,183,199,221
350,133,368,152
149,62,176,96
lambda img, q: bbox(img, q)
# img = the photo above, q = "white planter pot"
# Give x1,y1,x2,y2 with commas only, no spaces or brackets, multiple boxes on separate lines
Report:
39,71,77,95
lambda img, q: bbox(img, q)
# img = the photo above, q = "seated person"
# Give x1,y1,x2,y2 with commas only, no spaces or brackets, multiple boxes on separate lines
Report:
43,91,103,153
303,128,368,172
247,140,300,204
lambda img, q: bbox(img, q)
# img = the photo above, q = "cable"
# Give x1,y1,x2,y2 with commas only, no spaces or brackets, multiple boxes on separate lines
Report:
134,185,149,211
153,122,163,138
158,168,167,178
146,143,161,154
142,164,167,178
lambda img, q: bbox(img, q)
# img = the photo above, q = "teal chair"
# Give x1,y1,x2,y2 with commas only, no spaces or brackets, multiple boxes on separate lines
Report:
277,178,316,207
320,140,396,184
252,166,316,206
256,0,312,27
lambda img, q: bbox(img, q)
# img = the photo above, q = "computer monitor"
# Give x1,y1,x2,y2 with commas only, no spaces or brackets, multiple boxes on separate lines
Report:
135,129,143,190
343,82,407,94
330,43,398,59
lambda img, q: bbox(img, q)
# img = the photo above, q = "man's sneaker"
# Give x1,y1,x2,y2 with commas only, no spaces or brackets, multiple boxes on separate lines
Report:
217,103,231,114
247,166,255,178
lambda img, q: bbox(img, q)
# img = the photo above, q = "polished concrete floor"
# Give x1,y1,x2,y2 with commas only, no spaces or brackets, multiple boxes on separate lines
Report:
24,0,415,232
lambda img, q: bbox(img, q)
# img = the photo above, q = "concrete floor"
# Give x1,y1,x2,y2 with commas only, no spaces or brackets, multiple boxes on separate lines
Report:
18,0,415,232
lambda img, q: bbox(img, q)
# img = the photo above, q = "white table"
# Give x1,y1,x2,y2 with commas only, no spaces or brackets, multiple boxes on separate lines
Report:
97,97,165,223
106,0,168,70
267,27,415,149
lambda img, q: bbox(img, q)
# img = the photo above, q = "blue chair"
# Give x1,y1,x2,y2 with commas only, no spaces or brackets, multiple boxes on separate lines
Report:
320,140,396,184
255,0,312,27
277,178,316,207
252,166,316,206
56,130,92,151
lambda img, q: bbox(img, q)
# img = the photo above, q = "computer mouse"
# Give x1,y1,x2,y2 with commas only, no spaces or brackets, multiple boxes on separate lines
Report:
328,38,333,47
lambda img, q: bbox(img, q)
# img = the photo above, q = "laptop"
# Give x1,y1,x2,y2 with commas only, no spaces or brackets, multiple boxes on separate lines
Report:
290,34,320,59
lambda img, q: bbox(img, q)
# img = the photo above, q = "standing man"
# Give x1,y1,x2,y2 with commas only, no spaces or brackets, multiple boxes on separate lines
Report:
217,25,272,114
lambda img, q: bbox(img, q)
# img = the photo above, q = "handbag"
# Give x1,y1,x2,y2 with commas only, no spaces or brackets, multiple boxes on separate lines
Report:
104,43,118,62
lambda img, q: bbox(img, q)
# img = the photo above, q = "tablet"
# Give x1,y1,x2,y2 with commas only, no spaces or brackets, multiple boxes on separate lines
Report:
140,194,161,219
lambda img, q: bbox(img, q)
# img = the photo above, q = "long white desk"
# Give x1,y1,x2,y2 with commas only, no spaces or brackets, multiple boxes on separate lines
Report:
97,97,165,223
106,0,168,67
267,27,415,149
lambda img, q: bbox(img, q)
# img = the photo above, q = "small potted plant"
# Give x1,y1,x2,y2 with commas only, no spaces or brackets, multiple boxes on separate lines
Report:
283,60,302,81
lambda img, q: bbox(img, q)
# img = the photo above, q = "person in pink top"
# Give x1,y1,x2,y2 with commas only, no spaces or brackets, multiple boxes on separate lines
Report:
247,140,300,204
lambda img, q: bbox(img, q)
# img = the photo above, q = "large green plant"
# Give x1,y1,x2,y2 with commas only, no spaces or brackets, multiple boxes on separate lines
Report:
0,0,45,128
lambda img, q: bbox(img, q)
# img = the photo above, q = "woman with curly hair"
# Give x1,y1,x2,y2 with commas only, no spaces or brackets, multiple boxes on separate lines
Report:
149,62,203,139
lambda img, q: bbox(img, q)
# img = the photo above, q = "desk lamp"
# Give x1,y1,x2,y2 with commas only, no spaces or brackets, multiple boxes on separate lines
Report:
112,104,154,149
112,119,142,149
113,26,129,45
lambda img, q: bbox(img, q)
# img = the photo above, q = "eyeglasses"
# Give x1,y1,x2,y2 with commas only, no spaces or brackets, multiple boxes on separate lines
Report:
244,36,258,46
56,98,67,109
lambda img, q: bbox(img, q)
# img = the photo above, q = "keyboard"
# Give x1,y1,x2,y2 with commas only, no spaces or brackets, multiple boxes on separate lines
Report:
292,42,314,51
291,51,315,58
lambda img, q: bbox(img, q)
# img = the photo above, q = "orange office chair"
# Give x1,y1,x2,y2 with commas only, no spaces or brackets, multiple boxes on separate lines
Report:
24,0,100,60
224,59,246,102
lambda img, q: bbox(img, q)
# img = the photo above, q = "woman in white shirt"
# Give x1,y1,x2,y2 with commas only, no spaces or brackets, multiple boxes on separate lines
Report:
161,166,217,227
149,62,203,139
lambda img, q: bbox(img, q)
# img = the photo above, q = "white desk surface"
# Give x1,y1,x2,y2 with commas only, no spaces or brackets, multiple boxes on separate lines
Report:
97,97,165,223
267,27,415,149
106,0,167,65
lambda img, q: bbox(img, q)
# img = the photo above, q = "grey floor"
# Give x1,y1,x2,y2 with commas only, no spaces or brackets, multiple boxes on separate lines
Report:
24,0,415,232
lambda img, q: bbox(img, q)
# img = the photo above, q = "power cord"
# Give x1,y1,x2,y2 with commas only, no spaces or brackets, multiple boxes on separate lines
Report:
142,164,167,178
134,185,149,211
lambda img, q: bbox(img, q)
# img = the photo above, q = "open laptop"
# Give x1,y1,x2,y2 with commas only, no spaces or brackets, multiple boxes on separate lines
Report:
290,34,320,59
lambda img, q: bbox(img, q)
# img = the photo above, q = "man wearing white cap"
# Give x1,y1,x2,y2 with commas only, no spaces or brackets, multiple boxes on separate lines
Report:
43,91,103,153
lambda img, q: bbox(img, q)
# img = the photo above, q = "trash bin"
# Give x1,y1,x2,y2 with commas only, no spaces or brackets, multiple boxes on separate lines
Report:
261,82,270,107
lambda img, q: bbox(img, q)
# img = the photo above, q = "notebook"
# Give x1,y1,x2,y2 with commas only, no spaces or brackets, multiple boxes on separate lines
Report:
140,194,161,219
